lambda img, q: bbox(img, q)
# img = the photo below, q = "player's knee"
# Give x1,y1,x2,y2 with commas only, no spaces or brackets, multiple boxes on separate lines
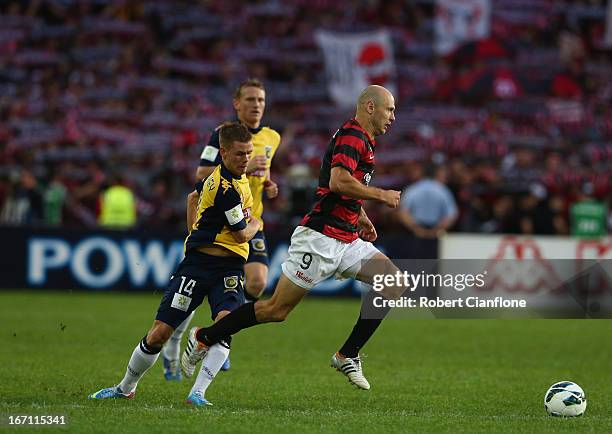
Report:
146,322,173,348
381,261,404,300
246,278,266,298
383,259,400,276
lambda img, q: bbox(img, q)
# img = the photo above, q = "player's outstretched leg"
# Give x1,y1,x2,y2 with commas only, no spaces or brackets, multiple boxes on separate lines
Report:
162,311,195,381
331,253,401,390
180,274,307,377
89,321,172,399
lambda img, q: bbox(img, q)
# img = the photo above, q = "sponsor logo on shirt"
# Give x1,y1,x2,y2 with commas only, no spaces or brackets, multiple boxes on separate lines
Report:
171,293,192,312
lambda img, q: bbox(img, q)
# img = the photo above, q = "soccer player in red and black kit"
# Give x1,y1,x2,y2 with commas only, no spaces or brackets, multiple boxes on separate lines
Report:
182,85,404,390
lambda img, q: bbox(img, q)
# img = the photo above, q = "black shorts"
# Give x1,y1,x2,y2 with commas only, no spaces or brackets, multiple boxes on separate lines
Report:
247,230,269,266
155,251,245,329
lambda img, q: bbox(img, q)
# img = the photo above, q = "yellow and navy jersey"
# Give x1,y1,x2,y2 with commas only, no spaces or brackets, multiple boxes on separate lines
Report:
185,163,253,261
199,123,280,228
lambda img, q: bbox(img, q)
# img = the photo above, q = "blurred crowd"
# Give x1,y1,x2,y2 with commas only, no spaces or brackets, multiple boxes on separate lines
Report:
0,0,610,236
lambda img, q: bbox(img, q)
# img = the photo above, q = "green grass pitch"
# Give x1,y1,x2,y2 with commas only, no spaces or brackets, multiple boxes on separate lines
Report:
1,290,611,433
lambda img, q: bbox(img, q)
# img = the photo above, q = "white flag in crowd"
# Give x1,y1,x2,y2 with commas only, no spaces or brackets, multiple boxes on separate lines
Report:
605,0,612,47
315,30,396,107
435,0,491,55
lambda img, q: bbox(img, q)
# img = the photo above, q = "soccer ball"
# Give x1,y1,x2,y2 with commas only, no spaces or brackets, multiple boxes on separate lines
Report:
544,381,587,417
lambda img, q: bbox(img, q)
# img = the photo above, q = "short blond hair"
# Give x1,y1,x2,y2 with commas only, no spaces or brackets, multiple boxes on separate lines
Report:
234,78,265,100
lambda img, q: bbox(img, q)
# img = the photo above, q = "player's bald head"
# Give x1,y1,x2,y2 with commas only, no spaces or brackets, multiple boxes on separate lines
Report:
355,85,396,137
357,85,392,108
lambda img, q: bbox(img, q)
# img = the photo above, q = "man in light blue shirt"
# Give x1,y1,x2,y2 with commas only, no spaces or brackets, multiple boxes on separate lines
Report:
397,164,458,241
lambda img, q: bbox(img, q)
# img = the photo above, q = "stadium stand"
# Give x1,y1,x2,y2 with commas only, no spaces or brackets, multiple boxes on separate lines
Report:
0,0,610,234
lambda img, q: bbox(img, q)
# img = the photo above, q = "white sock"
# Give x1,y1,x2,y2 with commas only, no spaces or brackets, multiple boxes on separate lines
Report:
163,311,195,361
189,343,230,397
118,340,160,394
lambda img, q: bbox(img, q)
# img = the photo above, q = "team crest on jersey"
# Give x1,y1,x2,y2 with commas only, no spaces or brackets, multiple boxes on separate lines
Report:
363,172,372,185
221,178,232,194
265,145,273,160
251,238,265,251
224,276,239,292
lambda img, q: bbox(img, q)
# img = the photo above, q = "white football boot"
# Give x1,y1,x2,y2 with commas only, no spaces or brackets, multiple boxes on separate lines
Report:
330,352,371,390
181,327,209,378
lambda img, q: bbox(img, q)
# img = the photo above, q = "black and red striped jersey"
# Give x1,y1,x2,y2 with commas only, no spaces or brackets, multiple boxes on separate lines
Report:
301,118,376,243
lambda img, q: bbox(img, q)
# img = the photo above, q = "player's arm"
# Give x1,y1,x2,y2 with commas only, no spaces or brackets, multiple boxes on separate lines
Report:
329,167,400,208
359,206,371,223
328,134,399,207
246,155,267,175
264,168,278,198
186,189,199,231
358,207,377,242
220,187,261,243
264,133,281,198
231,217,261,244
196,130,222,181
187,179,207,231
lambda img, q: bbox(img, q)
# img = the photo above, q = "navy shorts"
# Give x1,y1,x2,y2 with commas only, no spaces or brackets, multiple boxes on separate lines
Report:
247,230,269,266
155,251,245,329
